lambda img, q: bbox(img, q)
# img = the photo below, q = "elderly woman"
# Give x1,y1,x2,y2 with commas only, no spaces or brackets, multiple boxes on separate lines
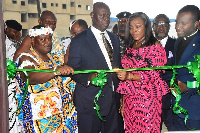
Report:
116,12,170,132
15,25,77,132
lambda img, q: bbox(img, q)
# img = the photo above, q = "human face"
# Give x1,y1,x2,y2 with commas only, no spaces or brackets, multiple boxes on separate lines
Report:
70,22,84,38
129,17,145,41
175,12,198,38
118,17,128,36
91,6,110,32
6,27,21,41
39,14,57,31
33,34,52,54
153,18,169,40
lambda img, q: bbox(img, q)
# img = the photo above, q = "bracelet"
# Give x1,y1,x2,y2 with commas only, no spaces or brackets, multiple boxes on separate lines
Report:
53,67,58,76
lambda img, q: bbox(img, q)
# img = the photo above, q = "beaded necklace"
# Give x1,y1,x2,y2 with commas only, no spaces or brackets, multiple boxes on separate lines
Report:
30,46,57,69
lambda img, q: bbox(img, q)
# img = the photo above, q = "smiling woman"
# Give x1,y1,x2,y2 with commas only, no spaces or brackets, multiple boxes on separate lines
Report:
14,25,78,133
116,12,170,132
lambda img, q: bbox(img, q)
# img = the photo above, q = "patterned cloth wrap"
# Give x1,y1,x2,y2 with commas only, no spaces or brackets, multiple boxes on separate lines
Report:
117,45,170,133
15,48,78,133
51,31,65,65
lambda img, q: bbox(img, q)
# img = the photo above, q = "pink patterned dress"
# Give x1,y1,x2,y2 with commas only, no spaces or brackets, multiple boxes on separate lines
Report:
117,45,170,133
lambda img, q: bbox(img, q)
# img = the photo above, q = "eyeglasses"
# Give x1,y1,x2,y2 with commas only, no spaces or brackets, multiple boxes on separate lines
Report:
154,22,169,27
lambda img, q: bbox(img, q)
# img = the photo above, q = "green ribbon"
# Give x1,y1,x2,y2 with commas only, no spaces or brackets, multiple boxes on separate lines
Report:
6,55,200,121
6,59,59,112
170,69,188,124
91,72,107,121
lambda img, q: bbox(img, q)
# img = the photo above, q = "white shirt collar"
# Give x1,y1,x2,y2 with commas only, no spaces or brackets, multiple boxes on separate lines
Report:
91,26,109,39
159,36,168,48
183,29,198,40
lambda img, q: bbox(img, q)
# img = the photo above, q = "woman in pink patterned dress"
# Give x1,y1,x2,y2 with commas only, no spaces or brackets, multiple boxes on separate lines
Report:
116,12,170,133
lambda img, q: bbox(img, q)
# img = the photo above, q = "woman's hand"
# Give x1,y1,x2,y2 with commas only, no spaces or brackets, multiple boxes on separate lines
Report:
116,70,128,81
56,65,74,75
119,97,124,118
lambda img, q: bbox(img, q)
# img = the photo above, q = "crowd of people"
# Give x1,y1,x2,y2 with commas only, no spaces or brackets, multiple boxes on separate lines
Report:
5,2,200,133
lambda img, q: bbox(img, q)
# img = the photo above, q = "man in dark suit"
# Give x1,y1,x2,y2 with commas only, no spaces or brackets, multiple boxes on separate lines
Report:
173,5,200,130
153,14,176,131
67,2,120,133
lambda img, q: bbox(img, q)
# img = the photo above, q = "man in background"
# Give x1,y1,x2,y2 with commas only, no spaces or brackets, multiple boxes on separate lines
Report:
5,19,23,133
153,14,176,131
116,11,131,133
116,11,131,58
13,10,64,64
64,19,88,63
5,19,22,60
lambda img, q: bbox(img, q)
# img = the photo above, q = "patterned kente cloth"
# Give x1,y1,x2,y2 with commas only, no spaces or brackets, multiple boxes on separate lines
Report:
51,31,65,65
117,45,170,133
16,48,78,133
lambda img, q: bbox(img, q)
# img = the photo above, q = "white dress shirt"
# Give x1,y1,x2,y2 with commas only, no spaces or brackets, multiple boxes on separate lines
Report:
5,35,16,60
91,26,113,69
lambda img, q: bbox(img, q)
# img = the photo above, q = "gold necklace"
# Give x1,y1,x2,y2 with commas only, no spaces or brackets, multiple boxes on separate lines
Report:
135,39,145,46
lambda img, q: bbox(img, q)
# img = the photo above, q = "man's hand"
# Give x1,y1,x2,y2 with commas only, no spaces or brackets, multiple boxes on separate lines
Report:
88,73,98,82
178,80,188,93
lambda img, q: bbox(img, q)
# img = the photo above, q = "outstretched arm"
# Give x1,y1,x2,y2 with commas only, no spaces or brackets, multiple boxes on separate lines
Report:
13,35,32,61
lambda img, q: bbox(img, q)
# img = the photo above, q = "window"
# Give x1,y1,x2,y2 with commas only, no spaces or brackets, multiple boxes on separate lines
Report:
86,5,90,11
70,15,75,20
70,2,74,7
78,5,81,8
22,29,28,37
21,13,27,22
28,13,38,18
42,3,47,8
21,1,25,6
62,4,66,9
28,0,37,4
56,3,58,7
12,0,17,4
51,3,54,6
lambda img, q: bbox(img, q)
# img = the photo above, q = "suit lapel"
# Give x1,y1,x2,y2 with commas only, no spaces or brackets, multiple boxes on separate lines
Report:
85,28,109,69
178,33,200,65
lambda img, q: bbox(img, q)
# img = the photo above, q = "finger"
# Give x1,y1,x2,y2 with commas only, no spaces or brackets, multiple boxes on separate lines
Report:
70,68,74,75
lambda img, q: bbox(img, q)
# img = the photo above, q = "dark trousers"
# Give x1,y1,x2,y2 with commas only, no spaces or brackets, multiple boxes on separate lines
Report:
115,93,124,133
173,114,200,130
77,102,119,133
161,93,175,131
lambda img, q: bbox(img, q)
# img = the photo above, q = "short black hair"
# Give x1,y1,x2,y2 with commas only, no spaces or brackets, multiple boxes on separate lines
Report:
76,19,88,30
178,5,199,22
40,10,57,21
153,14,170,24
93,2,110,13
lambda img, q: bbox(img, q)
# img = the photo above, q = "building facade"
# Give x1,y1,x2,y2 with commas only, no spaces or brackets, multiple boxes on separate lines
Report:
3,0,93,38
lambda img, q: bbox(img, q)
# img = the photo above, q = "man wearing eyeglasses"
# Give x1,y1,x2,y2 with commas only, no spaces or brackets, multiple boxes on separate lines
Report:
153,14,176,131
